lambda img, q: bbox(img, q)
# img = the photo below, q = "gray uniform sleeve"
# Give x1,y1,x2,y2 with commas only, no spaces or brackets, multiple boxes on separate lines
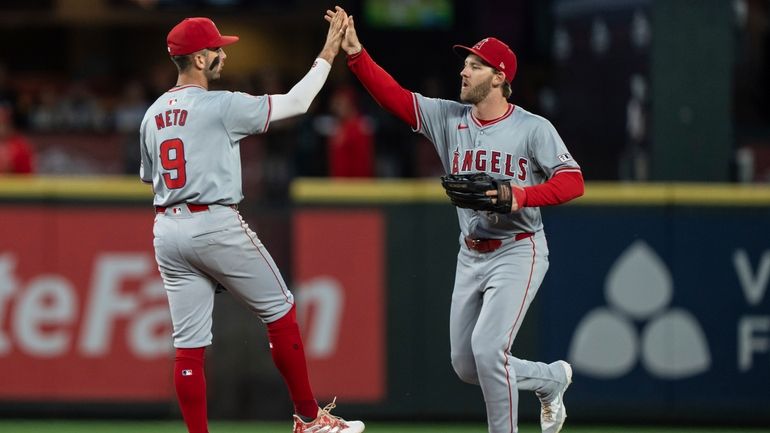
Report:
528,117,581,178
222,91,271,142
139,117,153,183
414,93,467,171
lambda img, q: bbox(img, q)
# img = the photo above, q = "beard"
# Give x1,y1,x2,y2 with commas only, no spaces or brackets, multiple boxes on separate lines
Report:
460,76,493,104
204,56,222,81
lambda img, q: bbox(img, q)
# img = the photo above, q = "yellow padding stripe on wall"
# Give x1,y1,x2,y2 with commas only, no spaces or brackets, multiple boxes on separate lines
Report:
291,178,770,206
1,176,769,206
291,178,445,203
0,176,152,200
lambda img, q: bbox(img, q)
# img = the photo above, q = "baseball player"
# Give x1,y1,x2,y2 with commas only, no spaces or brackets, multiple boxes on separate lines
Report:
140,10,364,433
334,13,584,433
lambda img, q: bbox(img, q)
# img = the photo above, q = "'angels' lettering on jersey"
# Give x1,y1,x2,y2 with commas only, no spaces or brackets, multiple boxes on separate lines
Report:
413,93,580,238
451,149,529,181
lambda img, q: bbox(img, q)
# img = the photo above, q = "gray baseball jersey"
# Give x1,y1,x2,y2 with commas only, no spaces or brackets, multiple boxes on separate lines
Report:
414,96,581,238
140,85,271,206
140,85,293,349
414,95,577,433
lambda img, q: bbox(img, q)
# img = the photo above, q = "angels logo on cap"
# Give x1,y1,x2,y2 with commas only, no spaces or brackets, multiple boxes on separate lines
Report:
453,37,518,83
474,38,490,49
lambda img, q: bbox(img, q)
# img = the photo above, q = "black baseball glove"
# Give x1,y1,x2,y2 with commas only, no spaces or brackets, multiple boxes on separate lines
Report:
440,173,512,214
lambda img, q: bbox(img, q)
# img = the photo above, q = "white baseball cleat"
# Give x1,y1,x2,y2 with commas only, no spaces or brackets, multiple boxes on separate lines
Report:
539,360,573,433
292,398,365,433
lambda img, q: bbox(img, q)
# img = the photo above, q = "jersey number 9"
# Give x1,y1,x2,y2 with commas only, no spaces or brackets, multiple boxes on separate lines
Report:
160,138,187,189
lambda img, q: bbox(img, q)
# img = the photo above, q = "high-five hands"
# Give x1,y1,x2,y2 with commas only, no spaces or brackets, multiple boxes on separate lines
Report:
324,6,361,55
319,5,348,63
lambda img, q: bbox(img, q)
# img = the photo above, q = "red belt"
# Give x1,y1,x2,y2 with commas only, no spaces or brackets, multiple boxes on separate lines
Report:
155,203,235,214
464,232,533,253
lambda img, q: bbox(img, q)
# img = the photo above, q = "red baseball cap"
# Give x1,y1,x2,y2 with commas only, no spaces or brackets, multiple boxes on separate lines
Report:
167,17,239,56
453,37,517,83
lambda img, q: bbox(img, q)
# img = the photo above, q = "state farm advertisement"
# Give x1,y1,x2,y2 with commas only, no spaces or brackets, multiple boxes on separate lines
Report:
0,206,173,401
293,210,385,402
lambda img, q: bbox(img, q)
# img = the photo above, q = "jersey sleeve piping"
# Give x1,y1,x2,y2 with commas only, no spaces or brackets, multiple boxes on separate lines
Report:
412,92,422,132
264,95,272,133
552,166,582,177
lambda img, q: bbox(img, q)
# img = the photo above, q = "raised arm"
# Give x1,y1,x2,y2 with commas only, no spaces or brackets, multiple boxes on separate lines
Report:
270,6,348,121
339,15,418,129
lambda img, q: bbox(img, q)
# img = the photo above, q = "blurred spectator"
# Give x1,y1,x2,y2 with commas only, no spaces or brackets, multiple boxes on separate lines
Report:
0,63,23,129
325,85,374,177
28,84,63,131
29,81,109,132
293,104,326,177
59,81,109,131
619,74,650,181
146,62,177,100
114,80,149,133
0,107,35,174
252,69,297,200
114,80,150,174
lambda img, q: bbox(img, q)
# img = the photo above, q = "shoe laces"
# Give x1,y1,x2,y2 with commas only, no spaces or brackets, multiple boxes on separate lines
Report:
542,400,554,422
320,397,338,415
316,397,348,427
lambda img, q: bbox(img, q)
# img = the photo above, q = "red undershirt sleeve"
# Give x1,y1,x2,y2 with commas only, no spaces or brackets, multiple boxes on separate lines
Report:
512,170,585,208
347,48,418,129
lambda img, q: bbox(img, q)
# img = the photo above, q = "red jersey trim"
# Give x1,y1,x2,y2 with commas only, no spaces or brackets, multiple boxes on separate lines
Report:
167,84,206,93
504,235,537,433
552,167,582,176
412,92,422,132
471,103,514,128
264,95,272,133
230,207,293,304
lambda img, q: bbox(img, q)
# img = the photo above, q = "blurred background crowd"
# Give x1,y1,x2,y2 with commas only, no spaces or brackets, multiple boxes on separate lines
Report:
0,0,769,199
1,2,769,428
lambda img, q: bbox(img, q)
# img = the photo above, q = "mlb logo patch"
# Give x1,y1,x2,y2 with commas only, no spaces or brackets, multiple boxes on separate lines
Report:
558,153,572,162
182,369,193,376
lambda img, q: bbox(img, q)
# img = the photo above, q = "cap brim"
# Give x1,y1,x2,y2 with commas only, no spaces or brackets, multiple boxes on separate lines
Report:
452,44,493,69
216,35,239,48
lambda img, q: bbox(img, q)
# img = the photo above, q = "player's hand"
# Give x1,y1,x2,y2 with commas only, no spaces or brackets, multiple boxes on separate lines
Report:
320,6,348,63
324,7,360,55
341,15,362,55
485,183,523,212
510,184,524,211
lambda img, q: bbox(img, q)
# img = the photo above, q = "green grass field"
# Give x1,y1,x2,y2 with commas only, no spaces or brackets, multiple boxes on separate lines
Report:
0,421,768,433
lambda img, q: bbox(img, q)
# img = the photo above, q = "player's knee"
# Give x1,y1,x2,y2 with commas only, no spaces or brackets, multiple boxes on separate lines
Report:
451,352,479,384
470,343,501,373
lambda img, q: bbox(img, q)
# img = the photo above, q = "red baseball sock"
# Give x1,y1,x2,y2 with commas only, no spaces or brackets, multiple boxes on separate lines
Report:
267,305,318,418
174,347,208,433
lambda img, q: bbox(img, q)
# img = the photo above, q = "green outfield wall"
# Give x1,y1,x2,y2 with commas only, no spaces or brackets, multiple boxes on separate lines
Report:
0,176,768,426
